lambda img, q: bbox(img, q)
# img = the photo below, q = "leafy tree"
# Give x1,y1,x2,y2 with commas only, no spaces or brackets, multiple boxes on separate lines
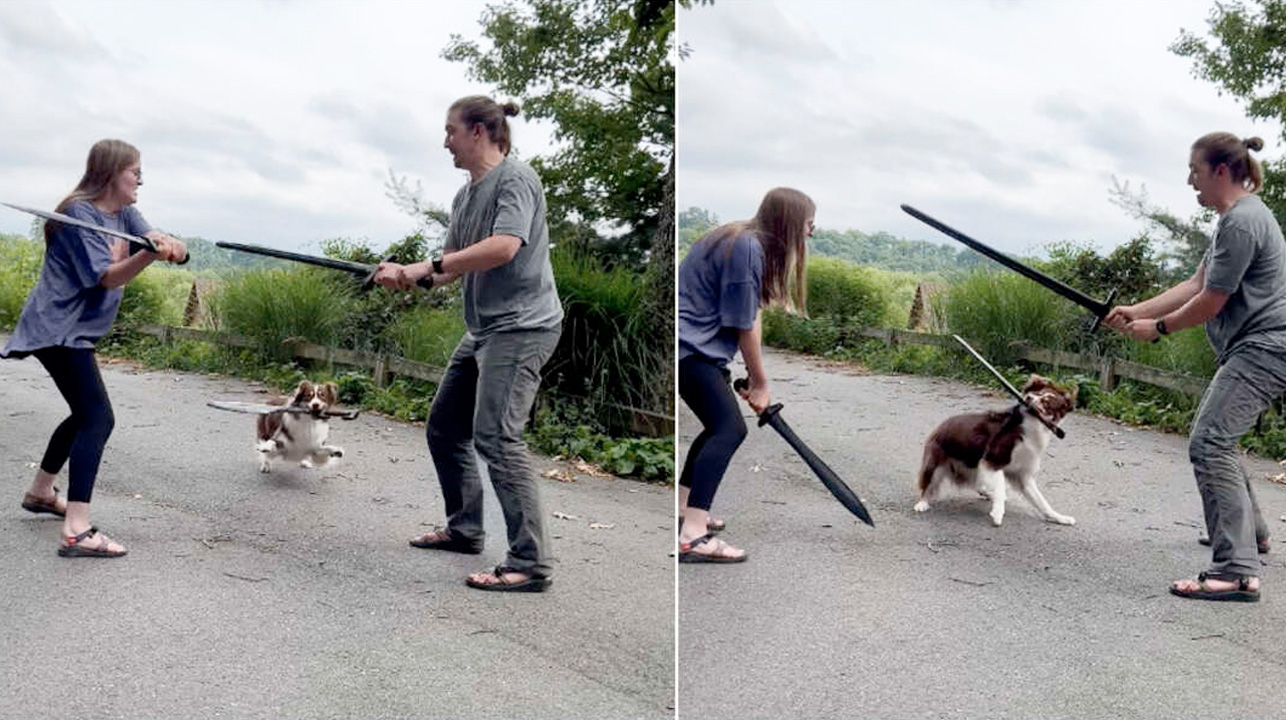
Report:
444,0,674,269
1040,236,1166,306
1172,0,1286,226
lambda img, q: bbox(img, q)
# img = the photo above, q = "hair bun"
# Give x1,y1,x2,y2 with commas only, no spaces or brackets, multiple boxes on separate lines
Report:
1244,136,1264,152
501,101,520,117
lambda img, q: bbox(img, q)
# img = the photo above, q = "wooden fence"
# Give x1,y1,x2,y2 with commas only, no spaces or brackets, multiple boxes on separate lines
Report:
851,326,1211,397
134,323,676,437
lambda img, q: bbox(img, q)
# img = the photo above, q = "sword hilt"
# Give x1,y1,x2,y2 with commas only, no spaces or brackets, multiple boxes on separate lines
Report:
363,254,434,292
1090,287,1118,333
733,377,782,426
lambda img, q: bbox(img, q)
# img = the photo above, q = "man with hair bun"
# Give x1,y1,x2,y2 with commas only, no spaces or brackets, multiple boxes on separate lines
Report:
1107,132,1286,602
375,95,563,593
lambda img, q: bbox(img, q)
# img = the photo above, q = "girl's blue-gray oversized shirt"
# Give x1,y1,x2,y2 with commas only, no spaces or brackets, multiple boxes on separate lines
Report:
678,231,764,364
2,200,151,357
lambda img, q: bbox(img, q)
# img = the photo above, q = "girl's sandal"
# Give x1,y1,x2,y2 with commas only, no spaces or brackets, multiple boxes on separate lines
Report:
57,527,127,558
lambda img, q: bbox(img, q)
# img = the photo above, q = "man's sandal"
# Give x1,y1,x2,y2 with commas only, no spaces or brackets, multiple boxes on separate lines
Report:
465,565,551,593
408,527,482,554
678,534,746,563
21,489,65,517
57,527,127,558
1169,571,1259,602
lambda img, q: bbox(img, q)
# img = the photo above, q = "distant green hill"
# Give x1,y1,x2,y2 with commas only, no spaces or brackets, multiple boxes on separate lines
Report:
179,236,289,272
678,206,983,275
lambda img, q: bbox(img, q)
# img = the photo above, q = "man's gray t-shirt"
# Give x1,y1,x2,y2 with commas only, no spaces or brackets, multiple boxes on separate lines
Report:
2,200,151,357
446,157,563,338
1202,193,1286,362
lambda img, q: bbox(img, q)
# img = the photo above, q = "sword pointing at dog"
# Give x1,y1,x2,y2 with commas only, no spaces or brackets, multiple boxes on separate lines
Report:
951,334,1066,440
733,378,875,527
901,204,1118,332
215,241,433,291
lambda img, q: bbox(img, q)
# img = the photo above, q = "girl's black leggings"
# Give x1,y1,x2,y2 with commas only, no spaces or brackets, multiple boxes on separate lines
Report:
678,355,747,511
34,347,114,503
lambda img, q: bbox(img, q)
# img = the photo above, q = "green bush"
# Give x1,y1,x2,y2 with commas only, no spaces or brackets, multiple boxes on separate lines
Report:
0,235,42,330
213,268,357,351
548,249,669,423
385,305,465,367
943,270,1082,365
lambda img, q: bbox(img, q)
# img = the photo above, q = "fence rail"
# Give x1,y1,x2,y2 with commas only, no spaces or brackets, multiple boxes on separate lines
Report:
134,323,675,436
857,327,1211,397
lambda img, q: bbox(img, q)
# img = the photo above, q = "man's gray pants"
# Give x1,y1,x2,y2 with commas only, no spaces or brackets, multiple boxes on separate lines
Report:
1190,343,1286,578
427,327,561,578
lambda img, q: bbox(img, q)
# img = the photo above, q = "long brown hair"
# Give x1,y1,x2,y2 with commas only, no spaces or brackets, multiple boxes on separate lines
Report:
1193,132,1264,192
693,187,815,315
45,139,139,243
450,96,520,156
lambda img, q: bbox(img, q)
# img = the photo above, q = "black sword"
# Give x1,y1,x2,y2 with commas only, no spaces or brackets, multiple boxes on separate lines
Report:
952,334,1065,439
734,378,875,526
215,241,432,290
901,204,1117,331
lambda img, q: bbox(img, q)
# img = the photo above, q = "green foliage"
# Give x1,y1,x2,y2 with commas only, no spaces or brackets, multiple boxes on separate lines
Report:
444,0,673,267
1121,324,1219,378
809,228,977,275
0,234,42,330
1109,179,1214,280
547,248,670,423
385,305,466,367
214,268,357,351
1039,235,1165,307
527,396,673,481
943,270,1082,364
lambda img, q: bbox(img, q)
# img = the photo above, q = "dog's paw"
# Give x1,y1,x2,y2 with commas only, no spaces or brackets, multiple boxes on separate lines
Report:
1047,513,1076,526
913,500,930,513
258,461,271,474
989,509,1005,526
255,440,276,453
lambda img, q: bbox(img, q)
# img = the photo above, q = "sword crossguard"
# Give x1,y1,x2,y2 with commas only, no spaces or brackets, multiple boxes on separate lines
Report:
1090,287,1119,333
733,376,783,425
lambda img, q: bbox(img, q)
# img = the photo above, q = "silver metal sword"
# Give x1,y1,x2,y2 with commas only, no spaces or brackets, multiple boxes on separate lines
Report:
952,334,1065,439
3,202,159,253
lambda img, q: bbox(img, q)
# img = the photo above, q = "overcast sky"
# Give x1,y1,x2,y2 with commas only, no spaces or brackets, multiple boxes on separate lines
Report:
677,0,1284,256
0,0,556,252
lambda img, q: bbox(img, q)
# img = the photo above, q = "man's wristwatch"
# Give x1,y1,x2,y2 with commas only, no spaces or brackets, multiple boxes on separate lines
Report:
432,257,444,275
1154,317,1169,341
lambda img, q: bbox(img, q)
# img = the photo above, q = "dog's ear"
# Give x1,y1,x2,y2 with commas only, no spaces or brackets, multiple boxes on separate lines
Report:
1021,374,1041,393
323,382,338,403
296,380,313,396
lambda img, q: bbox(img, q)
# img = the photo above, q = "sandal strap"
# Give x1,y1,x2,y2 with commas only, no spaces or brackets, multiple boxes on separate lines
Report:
679,534,712,553
66,526,99,546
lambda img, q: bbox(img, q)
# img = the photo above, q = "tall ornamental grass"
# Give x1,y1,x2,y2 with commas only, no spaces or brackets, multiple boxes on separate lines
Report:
212,268,356,350
385,305,465,367
549,249,669,420
942,270,1082,365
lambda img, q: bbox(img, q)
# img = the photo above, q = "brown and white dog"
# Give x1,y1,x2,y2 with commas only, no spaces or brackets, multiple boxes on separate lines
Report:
256,380,344,473
913,375,1076,526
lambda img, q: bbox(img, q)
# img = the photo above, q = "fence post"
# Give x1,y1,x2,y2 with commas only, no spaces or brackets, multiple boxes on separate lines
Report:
1098,355,1117,393
373,354,389,388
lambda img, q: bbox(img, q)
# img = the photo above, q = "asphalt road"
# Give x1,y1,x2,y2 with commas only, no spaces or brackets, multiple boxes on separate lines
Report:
0,349,675,720
679,347,1286,720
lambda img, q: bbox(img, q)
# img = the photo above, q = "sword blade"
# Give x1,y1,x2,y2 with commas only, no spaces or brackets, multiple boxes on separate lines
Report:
215,241,373,276
951,334,1065,439
3,202,158,253
760,407,875,526
901,204,1110,319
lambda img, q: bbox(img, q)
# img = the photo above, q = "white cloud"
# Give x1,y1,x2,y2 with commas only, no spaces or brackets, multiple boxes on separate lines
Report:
0,0,556,252
678,0,1283,256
